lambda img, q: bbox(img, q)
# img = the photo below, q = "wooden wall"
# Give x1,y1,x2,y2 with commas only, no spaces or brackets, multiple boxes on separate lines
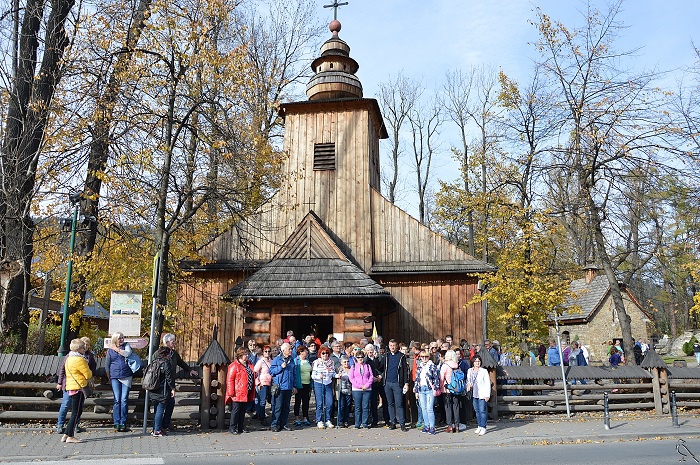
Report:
175,270,248,361
377,274,482,344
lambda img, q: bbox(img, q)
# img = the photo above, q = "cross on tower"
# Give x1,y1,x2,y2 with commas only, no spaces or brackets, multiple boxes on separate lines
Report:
323,0,349,21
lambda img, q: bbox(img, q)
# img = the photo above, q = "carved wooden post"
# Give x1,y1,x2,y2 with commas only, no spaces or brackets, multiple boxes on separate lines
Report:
201,366,212,431
197,326,231,431
640,348,668,416
217,366,226,430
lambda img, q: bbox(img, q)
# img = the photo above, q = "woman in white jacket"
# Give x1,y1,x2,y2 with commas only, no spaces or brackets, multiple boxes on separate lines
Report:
466,355,491,435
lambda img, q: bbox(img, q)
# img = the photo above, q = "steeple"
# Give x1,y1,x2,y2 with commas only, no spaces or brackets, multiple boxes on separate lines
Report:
306,18,363,101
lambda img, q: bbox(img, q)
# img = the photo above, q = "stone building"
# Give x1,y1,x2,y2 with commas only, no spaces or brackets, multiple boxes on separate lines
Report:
549,264,652,362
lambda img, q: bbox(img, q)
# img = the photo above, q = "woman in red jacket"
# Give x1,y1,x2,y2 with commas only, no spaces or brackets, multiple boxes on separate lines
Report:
226,347,256,434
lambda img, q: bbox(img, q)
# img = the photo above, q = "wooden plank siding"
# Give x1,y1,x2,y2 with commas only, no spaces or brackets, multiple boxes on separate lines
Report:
377,275,482,344
175,270,248,361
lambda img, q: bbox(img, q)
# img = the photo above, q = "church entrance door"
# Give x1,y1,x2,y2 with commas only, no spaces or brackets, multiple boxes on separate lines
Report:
281,315,333,343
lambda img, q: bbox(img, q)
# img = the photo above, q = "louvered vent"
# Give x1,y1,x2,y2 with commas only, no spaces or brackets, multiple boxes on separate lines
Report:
313,143,336,170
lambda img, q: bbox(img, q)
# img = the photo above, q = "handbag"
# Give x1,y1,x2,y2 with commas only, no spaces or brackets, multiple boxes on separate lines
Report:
270,383,280,397
126,351,142,373
68,364,94,398
81,379,95,398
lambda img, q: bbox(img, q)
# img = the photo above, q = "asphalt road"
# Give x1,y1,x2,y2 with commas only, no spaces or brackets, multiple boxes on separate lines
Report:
6,438,698,465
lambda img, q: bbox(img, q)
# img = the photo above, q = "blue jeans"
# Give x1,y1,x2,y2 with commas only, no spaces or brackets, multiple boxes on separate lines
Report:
472,397,487,428
418,386,435,428
152,398,166,433
384,382,405,426
271,389,292,428
110,378,130,425
256,385,269,420
338,393,352,424
313,382,333,423
57,390,71,427
162,396,176,429
352,389,371,427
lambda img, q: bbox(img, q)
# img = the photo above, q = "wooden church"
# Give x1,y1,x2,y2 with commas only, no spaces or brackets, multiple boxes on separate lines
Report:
175,17,493,360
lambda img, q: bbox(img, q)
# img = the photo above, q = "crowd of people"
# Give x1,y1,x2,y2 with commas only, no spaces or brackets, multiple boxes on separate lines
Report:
224,331,501,436
56,329,652,442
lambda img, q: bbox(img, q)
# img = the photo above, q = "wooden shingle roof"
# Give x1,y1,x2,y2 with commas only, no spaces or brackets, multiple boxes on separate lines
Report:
222,211,391,300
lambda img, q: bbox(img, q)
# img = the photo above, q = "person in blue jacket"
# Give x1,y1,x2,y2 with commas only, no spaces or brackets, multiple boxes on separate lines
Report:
269,342,297,432
547,339,561,366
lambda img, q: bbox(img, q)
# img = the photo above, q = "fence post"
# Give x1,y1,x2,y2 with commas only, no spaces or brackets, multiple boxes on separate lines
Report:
671,390,679,428
603,391,610,430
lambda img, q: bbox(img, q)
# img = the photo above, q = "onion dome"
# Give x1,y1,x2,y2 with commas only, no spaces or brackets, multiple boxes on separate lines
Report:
306,20,363,100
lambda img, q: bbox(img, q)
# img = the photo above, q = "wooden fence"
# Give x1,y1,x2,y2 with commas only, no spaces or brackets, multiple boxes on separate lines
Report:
0,354,201,423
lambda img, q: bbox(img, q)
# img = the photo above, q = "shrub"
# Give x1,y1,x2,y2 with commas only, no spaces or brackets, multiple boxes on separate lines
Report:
682,336,698,356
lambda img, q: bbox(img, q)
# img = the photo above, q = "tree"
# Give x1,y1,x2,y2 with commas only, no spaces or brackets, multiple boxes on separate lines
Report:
378,73,421,204
0,0,77,351
534,1,676,363
407,96,442,225
443,68,476,255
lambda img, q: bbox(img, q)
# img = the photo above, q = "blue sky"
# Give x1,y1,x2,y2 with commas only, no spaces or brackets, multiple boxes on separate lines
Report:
311,0,700,214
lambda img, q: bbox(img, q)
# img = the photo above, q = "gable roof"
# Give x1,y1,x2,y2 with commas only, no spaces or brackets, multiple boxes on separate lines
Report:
222,212,391,300
557,275,611,322
554,274,650,323
370,189,495,274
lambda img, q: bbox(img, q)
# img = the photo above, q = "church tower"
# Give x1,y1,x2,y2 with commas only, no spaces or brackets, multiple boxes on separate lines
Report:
177,7,492,358
276,18,387,272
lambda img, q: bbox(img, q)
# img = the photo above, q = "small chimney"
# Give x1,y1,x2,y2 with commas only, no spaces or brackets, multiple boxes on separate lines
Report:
583,263,599,284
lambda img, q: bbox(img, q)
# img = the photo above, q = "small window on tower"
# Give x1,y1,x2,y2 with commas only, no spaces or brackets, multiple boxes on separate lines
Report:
314,143,336,171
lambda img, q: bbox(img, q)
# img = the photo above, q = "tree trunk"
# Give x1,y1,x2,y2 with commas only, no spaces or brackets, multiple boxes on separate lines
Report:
71,0,153,332
0,0,76,351
586,190,636,364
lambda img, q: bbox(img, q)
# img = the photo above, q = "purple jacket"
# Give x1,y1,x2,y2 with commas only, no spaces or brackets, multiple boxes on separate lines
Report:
348,361,374,390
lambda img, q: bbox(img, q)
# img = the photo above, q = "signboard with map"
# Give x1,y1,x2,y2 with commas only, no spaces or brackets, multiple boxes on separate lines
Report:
108,291,143,337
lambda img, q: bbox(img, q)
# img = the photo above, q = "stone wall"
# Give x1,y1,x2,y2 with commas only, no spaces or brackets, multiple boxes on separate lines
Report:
550,292,649,364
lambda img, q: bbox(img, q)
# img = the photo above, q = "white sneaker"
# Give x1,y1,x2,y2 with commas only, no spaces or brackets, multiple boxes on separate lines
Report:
474,427,482,434
325,421,334,429
317,421,325,429
478,427,486,436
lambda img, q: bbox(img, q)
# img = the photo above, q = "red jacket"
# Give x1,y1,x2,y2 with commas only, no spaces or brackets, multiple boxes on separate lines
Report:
225,360,256,404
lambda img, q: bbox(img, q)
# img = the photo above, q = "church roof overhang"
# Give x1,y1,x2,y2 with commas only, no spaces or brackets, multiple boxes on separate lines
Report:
370,260,496,275
179,260,266,272
278,98,388,139
222,258,392,301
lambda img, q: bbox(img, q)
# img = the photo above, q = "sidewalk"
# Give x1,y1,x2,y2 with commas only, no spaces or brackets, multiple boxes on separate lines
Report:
1,415,699,462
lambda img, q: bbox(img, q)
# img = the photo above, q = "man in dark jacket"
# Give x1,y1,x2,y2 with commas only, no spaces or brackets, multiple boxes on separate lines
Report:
382,339,410,431
364,343,388,427
161,333,199,431
149,346,175,437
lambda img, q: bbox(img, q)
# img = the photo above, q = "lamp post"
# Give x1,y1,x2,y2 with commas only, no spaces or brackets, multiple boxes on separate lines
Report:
57,195,81,356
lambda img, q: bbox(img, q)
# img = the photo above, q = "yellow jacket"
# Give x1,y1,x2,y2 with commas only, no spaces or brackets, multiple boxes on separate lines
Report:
65,355,92,390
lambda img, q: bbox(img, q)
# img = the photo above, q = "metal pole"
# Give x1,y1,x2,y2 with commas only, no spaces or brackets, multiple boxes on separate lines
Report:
143,253,161,434
603,391,610,430
553,313,571,418
671,390,679,428
57,204,79,356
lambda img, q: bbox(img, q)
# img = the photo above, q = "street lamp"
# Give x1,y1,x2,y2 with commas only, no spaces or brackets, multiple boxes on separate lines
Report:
57,193,82,356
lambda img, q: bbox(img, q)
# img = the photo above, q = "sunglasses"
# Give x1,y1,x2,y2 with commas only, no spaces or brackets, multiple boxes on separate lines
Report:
355,355,365,359
421,355,430,358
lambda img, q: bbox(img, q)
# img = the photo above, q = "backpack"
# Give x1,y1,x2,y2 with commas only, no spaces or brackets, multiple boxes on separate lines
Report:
445,367,465,395
142,358,166,391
